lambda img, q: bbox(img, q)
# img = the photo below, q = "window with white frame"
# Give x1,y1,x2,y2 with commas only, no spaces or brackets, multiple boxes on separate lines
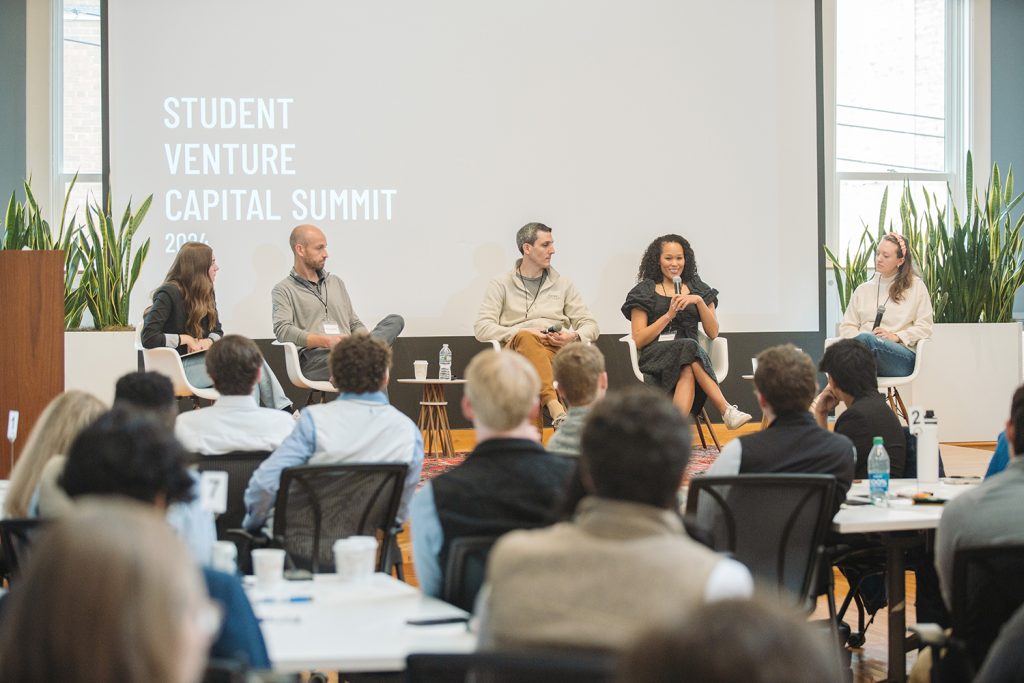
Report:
56,0,102,223
833,0,968,257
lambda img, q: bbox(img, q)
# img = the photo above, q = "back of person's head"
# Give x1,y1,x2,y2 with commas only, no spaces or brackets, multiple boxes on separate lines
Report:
552,343,606,407
464,350,541,431
0,499,214,683
60,408,194,507
114,371,177,427
1010,385,1024,456
618,598,838,683
4,391,106,518
754,345,818,415
580,387,690,508
330,333,391,393
205,334,262,395
819,339,878,399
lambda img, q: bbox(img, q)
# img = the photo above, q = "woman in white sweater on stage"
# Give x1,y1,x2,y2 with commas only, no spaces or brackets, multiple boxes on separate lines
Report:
839,232,933,377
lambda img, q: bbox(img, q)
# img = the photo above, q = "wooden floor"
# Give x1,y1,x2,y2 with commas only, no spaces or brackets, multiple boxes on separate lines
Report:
402,430,994,682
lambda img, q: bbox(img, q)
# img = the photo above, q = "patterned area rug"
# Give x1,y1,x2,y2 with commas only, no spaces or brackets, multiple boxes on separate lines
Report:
418,447,720,488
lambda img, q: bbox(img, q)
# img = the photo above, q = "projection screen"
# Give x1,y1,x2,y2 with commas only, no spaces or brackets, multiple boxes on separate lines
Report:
108,0,820,338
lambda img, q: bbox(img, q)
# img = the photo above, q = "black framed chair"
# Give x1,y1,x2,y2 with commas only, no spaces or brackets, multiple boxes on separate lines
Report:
684,474,837,609
442,535,500,612
271,463,408,574
912,544,1024,682
0,518,50,584
194,450,272,540
406,650,618,683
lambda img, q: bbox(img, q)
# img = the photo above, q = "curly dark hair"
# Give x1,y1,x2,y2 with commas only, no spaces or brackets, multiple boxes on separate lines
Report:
330,333,392,393
637,234,697,283
61,408,195,505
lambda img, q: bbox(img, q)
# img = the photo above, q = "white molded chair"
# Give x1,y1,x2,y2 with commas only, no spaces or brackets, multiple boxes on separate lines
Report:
136,332,219,408
823,336,929,423
273,340,338,405
620,331,730,451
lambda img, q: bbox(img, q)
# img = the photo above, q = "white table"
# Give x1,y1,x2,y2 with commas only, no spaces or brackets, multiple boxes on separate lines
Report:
248,573,476,673
832,478,979,682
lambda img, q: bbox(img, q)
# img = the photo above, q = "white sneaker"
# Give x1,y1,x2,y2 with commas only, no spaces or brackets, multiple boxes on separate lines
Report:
722,405,752,430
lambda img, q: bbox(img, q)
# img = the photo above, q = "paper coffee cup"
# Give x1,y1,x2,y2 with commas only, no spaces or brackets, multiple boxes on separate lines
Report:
333,536,378,581
252,548,286,587
413,360,428,380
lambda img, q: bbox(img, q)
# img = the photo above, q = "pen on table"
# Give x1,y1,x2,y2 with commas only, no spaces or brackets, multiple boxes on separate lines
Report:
406,616,470,626
255,595,313,604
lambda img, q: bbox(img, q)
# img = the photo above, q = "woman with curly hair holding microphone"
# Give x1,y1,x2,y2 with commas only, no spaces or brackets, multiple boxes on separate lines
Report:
621,234,751,429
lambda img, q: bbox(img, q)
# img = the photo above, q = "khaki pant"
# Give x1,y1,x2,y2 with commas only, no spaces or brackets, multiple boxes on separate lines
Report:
506,330,559,407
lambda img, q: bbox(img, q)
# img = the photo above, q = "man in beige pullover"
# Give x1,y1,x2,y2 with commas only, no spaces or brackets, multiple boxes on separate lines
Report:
473,222,599,426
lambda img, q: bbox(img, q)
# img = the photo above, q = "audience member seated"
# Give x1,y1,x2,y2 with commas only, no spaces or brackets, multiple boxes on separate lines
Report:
814,338,906,478
617,598,838,683
243,333,423,532
985,430,1011,479
0,499,217,683
3,390,105,519
545,342,608,456
175,334,295,455
35,372,217,565
476,386,752,651
707,344,855,513
935,385,1024,608
411,349,574,598
59,408,270,668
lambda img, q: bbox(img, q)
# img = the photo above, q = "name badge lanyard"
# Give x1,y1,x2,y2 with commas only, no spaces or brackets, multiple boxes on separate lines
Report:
518,268,547,325
292,273,330,320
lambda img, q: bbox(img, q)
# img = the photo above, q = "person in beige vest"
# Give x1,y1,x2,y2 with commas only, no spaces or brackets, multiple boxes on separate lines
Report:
476,387,752,652
474,222,599,427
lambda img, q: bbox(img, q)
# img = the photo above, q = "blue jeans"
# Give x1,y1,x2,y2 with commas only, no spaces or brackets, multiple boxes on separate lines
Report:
853,332,916,377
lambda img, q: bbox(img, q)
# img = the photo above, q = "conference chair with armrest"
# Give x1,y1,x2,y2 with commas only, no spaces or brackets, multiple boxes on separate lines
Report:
193,450,272,541
911,544,1024,682
684,474,837,609
136,327,219,409
621,331,730,451
0,518,50,584
406,650,618,683
442,535,501,612
233,463,408,578
272,340,337,406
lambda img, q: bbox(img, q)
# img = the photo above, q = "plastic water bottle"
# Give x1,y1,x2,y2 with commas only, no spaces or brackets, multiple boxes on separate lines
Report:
439,344,452,381
868,436,890,507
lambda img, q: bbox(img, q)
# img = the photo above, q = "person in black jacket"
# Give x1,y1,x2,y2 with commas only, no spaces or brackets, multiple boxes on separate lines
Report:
814,338,906,478
141,242,291,409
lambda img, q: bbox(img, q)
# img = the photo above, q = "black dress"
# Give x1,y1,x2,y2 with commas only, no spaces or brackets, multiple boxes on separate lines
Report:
620,278,719,414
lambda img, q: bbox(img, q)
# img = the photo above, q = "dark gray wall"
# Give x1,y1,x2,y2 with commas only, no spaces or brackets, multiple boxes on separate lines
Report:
244,332,825,429
0,0,27,203
992,0,1024,317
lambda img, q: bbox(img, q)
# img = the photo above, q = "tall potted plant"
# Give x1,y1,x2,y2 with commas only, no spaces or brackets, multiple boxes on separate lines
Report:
63,190,153,403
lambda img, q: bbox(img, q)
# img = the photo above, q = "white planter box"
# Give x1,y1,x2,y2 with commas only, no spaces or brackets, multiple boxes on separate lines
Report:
910,322,1023,442
64,331,140,406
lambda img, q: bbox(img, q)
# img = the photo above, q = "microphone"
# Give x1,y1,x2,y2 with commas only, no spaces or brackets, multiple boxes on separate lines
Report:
873,305,885,329
546,323,563,333
673,276,682,295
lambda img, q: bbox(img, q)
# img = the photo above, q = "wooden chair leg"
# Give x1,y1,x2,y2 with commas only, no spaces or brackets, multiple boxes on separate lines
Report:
695,416,708,449
701,408,722,452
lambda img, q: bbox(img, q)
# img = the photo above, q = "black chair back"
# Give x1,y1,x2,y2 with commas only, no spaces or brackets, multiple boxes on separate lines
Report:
949,544,1024,675
272,463,407,573
685,474,837,607
406,650,618,683
195,450,272,539
442,535,500,612
0,518,50,583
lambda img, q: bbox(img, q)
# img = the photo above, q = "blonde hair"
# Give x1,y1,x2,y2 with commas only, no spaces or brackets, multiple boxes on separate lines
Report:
465,350,540,431
552,343,605,407
0,499,208,683
4,391,106,518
